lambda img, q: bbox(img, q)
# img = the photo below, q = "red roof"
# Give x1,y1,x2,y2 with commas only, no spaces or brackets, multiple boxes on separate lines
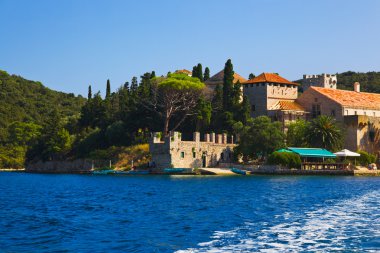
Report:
175,69,192,75
205,70,247,85
244,73,299,86
270,100,305,111
310,86,380,110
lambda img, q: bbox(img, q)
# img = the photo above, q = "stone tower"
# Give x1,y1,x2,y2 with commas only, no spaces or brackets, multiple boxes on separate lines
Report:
302,73,337,91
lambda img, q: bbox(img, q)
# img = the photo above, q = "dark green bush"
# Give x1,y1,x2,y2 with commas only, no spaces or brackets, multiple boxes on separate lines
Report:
267,151,301,169
357,150,377,166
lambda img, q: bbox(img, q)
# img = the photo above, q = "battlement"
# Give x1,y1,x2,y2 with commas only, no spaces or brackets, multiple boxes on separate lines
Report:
150,131,236,169
302,73,337,90
151,131,234,144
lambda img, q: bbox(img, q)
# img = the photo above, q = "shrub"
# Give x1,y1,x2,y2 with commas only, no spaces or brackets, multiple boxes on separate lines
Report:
357,150,377,166
267,151,301,169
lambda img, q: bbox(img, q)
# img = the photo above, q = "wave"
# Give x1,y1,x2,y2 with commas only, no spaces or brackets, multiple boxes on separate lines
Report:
176,191,380,252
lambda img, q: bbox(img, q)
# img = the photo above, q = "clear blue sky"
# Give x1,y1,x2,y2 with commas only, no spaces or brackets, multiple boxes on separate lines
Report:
1,0,380,96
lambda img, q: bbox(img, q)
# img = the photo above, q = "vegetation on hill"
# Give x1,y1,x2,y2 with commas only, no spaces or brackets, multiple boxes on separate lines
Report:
0,70,85,142
1,66,377,169
336,71,380,93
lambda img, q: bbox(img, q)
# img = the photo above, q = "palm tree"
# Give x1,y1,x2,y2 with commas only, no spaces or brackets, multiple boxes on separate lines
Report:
306,115,343,151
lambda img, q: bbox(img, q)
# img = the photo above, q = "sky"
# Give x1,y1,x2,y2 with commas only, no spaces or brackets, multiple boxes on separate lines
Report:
1,0,380,96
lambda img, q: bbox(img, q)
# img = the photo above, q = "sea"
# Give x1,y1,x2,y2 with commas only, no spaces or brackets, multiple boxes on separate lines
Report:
0,173,379,252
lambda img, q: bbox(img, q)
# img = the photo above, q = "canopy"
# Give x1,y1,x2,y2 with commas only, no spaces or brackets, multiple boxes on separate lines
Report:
288,147,336,158
334,149,360,157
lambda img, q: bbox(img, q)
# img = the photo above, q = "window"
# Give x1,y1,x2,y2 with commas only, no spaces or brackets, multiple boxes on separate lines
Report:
355,111,357,115
250,84,253,88
180,152,185,158
193,152,196,158
331,109,335,117
312,104,321,118
220,153,224,160
314,98,318,102
261,83,265,87
345,110,348,115
251,105,256,111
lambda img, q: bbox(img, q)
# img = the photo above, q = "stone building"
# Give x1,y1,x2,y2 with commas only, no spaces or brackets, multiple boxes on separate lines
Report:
174,69,192,76
149,132,236,169
296,83,380,154
204,70,247,97
242,73,306,124
302,73,337,91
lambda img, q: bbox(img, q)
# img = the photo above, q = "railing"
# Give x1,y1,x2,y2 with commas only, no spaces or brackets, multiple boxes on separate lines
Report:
301,162,352,171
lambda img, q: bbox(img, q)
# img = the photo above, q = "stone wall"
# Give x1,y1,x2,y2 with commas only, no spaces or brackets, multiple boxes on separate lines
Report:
344,115,380,155
26,159,94,173
296,87,344,121
149,132,236,169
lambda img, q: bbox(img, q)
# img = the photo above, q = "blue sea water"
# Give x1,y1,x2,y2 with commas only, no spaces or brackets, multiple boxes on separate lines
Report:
0,173,379,252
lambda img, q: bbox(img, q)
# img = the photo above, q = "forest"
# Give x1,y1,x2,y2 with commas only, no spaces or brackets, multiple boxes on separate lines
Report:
1,66,379,169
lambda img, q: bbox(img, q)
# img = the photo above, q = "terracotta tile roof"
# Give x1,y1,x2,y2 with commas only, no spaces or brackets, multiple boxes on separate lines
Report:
244,72,299,86
270,100,305,111
205,70,247,85
310,86,380,110
175,69,192,75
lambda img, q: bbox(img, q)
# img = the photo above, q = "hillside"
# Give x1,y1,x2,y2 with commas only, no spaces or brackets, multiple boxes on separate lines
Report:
336,71,380,93
0,70,86,142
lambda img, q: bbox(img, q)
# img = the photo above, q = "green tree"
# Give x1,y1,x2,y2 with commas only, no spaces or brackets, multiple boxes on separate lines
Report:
235,116,285,161
286,119,309,147
106,79,111,99
7,122,42,146
88,85,92,100
248,73,255,80
147,73,205,134
223,59,234,110
130,77,138,93
306,115,344,151
204,67,210,81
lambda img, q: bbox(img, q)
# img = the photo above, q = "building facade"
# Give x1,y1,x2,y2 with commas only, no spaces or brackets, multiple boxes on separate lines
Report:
243,73,306,124
149,132,236,169
296,83,380,154
302,73,337,91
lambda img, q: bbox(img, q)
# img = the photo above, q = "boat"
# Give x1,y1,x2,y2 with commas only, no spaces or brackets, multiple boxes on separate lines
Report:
163,168,186,174
92,169,115,175
230,167,247,175
124,170,150,175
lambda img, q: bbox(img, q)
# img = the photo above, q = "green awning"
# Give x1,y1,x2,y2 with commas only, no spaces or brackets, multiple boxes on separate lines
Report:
288,147,336,158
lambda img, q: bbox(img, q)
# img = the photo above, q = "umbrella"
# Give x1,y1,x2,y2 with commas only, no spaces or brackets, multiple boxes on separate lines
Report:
334,149,360,166
334,149,360,157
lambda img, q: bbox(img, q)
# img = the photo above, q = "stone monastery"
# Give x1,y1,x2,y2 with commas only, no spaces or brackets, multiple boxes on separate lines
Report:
150,68,380,169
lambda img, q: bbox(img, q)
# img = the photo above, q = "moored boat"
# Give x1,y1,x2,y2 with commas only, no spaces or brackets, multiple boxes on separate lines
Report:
231,167,247,175
163,168,186,174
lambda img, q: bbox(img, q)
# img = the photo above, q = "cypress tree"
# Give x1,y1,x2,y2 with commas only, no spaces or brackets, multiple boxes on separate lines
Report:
151,71,156,78
123,81,130,91
249,73,255,80
88,85,92,100
130,77,138,93
240,95,251,124
196,63,203,80
204,67,210,81
223,59,234,110
106,79,111,99
191,66,198,78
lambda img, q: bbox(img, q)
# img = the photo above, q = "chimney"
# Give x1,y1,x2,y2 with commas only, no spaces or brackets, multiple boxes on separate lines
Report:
354,82,360,92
